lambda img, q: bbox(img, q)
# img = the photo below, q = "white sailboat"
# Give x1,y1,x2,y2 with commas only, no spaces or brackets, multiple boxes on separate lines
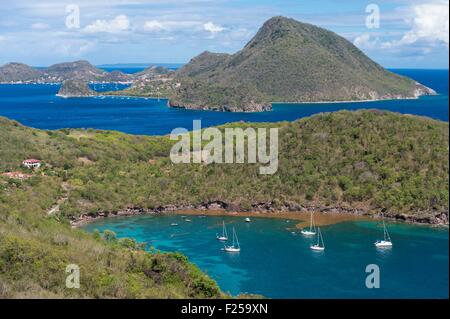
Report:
216,221,229,241
375,218,393,248
310,227,325,251
224,227,241,252
301,212,317,236
245,218,251,223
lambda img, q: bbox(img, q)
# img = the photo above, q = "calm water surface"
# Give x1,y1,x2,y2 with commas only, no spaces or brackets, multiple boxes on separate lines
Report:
0,69,447,135
83,215,449,299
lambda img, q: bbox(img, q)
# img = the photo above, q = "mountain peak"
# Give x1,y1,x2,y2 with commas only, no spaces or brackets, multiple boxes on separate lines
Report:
263,16,298,27
245,16,309,48
172,16,433,111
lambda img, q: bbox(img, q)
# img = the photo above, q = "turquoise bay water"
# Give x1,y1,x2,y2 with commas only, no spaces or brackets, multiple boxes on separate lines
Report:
0,69,448,136
83,215,449,299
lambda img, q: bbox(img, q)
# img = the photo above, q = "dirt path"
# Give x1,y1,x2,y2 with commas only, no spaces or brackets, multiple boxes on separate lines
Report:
47,182,70,216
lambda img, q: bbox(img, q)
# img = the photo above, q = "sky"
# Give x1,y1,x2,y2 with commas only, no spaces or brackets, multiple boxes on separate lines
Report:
0,0,448,68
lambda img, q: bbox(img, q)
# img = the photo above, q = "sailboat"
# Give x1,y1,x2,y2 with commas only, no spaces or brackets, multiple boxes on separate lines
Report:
310,227,325,251
224,227,241,252
375,217,393,248
216,221,228,241
301,212,316,236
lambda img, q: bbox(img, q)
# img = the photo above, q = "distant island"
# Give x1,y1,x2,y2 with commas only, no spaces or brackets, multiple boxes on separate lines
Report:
57,79,98,98
0,16,437,110
0,60,172,84
109,16,437,112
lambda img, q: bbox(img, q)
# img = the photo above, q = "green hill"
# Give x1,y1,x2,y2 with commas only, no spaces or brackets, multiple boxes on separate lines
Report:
170,16,435,111
0,110,448,297
0,120,222,298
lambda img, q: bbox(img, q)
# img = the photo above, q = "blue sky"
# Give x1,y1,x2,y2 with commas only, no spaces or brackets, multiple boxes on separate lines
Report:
0,0,448,68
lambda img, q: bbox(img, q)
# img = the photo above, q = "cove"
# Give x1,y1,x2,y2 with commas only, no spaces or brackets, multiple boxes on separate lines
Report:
82,214,449,299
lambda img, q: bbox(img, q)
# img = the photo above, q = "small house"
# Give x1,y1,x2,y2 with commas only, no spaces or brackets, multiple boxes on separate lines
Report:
22,159,41,169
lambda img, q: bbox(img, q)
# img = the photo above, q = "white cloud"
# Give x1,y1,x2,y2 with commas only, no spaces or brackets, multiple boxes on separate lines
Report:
203,21,225,34
84,15,130,33
55,39,97,56
143,20,202,32
353,33,379,49
31,22,50,30
383,1,449,48
142,19,227,39
144,20,166,32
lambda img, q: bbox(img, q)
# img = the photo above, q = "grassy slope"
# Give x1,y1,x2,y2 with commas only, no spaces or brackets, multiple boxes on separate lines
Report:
0,120,222,298
0,110,448,296
1,110,448,219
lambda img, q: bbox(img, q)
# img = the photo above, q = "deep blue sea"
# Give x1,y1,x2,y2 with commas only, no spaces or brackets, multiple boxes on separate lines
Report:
83,215,449,299
0,69,447,135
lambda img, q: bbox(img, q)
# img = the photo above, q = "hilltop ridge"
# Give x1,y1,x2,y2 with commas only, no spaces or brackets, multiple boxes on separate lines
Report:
169,16,435,111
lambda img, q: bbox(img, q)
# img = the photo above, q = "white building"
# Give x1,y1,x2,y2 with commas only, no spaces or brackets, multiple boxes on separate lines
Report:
22,159,41,169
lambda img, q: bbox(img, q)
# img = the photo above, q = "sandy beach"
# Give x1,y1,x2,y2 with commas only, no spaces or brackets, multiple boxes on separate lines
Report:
165,209,372,230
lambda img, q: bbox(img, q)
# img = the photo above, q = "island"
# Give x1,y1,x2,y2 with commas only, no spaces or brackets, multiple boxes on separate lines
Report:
0,60,171,84
56,79,98,98
109,16,436,112
0,16,436,112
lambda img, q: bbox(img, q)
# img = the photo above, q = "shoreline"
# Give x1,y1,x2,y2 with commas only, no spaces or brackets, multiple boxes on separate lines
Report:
70,202,449,229
2,83,438,109
272,97,420,105
100,93,168,100
71,209,372,229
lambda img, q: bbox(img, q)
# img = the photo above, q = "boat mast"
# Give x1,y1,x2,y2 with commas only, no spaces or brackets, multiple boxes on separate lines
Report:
223,221,228,238
383,220,391,242
320,229,324,248
234,228,240,249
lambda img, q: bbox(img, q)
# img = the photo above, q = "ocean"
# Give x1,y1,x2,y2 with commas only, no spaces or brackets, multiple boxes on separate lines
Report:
0,69,448,136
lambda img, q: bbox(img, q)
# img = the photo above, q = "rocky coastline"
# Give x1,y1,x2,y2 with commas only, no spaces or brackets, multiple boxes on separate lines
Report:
70,200,449,228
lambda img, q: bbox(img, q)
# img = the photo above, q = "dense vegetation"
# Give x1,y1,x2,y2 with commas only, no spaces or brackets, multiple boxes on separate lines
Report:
0,110,448,297
1,110,448,219
0,120,222,298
